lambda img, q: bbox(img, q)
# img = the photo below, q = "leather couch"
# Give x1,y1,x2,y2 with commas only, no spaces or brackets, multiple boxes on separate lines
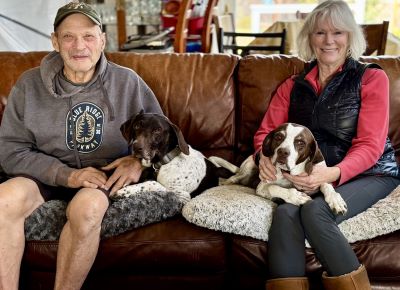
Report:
0,51,399,290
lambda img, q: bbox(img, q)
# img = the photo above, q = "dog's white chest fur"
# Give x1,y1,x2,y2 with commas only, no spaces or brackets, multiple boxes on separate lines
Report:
157,146,206,193
114,146,207,204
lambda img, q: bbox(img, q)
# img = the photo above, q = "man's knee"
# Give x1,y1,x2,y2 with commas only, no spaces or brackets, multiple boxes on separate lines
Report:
66,188,109,232
0,177,43,219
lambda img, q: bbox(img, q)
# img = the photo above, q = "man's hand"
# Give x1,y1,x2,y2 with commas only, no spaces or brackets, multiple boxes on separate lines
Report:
259,152,277,182
101,155,143,194
67,167,108,189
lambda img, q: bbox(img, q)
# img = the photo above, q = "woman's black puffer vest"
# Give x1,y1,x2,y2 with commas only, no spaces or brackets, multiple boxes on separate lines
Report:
288,57,399,178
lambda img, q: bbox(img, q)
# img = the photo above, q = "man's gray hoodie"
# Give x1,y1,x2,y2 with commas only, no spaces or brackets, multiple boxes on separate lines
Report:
0,51,162,187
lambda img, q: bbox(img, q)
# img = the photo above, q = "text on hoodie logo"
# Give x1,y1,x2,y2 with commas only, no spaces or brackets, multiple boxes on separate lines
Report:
66,102,104,153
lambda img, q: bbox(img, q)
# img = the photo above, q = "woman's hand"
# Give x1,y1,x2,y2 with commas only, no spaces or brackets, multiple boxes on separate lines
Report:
283,163,341,195
101,155,143,194
258,152,277,182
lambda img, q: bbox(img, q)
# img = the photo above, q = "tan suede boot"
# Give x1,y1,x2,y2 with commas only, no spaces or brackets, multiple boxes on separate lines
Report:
322,265,371,290
266,277,309,290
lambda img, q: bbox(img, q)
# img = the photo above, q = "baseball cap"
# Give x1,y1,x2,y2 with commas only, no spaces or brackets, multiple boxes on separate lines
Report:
54,2,102,29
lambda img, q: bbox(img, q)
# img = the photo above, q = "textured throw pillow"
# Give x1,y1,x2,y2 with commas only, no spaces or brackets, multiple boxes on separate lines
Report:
25,182,184,241
337,185,400,243
182,185,276,241
183,184,400,245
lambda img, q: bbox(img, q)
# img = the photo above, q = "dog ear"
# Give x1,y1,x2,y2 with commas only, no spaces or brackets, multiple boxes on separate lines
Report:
161,115,190,155
120,110,144,143
261,130,276,157
170,122,190,155
120,117,135,143
304,139,325,174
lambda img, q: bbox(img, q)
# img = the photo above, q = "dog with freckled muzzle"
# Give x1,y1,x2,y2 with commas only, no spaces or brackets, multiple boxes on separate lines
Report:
209,123,348,215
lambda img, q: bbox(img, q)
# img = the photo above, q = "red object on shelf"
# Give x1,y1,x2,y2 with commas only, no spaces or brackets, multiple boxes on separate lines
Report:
188,16,204,35
161,15,204,36
161,15,178,31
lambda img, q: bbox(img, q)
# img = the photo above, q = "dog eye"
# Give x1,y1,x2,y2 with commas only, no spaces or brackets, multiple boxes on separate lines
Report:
274,134,283,141
153,134,162,142
152,127,162,134
295,140,305,147
134,121,143,130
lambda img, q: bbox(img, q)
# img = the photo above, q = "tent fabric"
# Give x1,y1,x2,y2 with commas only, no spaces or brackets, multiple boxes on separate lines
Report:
0,0,68,51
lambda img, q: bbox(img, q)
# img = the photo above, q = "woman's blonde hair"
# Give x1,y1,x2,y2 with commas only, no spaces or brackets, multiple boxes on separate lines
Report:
296,0,366,61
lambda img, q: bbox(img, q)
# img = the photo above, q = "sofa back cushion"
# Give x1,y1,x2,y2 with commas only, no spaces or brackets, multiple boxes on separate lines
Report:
236,55,305,160
106,53,239,155
0,52,239,157
238,54,400,163
361,56,400,162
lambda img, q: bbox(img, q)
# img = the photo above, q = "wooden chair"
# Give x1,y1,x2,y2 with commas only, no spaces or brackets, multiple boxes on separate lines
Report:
173,0,219,53
200,0,219,53
173,0,192,52
360,21,389,55
217,28,286,56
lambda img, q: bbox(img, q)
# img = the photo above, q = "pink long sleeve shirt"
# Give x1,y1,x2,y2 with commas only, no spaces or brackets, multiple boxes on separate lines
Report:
254,65,390,185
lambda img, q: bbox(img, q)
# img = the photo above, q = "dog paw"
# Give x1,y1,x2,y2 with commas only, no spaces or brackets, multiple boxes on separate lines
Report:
287,188,312,206
326,192,348,215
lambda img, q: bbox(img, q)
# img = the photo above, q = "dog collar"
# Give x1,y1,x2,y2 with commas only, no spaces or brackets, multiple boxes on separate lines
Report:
152,147,182,171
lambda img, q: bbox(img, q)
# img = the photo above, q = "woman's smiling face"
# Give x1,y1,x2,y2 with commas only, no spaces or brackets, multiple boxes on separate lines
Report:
311,18,349,68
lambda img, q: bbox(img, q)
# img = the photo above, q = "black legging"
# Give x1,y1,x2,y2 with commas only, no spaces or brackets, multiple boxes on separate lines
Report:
267,175,400,278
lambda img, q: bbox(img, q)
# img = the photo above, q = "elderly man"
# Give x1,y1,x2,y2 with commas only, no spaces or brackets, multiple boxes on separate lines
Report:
0,2,162,289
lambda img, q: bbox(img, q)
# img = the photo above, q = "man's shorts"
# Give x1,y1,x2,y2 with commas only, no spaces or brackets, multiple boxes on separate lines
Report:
3,174,111,201
16,174,78,202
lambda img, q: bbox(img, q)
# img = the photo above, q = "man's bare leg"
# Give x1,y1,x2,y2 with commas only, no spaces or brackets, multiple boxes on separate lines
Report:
0,177,44,290
54,188,109,290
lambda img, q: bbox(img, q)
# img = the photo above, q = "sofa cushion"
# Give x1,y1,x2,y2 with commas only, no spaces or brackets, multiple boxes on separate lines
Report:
230,230,400,284
236,54,305,157
0,52,240,154
106,52,240,152
361,56,400,162
24,217,227,274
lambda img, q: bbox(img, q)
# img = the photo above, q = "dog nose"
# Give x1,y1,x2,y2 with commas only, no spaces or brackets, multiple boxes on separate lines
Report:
277,148,289,158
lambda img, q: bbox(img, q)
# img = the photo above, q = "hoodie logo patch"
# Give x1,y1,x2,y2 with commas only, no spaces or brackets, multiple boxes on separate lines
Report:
66,102,104,153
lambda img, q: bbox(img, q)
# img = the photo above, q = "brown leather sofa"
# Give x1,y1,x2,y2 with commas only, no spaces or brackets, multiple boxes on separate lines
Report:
0,51,399,290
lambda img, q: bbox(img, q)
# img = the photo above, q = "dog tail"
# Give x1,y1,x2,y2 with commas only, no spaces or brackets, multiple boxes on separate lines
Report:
207,156,239,174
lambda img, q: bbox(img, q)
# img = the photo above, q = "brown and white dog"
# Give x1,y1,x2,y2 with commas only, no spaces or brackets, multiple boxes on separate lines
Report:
210,123,347,215
111,111,233,202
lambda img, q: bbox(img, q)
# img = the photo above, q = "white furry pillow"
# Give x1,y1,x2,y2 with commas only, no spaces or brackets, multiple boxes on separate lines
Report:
183,185,400,244
182,185,276,241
